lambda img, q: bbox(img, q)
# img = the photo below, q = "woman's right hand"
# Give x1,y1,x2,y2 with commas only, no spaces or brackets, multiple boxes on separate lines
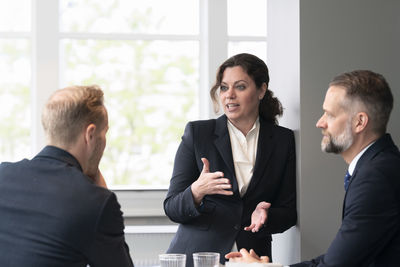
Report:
191,158,233,206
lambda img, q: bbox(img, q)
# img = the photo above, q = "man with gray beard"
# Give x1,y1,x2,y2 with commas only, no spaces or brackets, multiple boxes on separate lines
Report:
226,70,400,266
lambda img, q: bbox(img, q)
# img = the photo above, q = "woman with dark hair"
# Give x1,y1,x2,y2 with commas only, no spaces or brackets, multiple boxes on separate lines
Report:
164,53,297,267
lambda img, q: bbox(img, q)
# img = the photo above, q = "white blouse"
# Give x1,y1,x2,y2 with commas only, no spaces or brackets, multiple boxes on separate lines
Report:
227,117,260,197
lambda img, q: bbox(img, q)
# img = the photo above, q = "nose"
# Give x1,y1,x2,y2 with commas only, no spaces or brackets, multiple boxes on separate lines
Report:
316,114,326,129
225,86,235,99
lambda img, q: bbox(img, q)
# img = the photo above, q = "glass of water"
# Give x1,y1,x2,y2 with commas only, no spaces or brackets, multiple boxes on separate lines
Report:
192,252,220,267
159,253,186,267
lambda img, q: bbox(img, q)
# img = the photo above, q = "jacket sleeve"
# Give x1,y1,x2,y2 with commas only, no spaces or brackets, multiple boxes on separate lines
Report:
290,255,323,267
263,130,297,234
163,122,206,224
86,193,134,267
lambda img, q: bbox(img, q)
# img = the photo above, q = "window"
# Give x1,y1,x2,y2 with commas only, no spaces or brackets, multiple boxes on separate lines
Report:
0,0,267,191
0,0,31,162
59,0,199,188
228,0,267,61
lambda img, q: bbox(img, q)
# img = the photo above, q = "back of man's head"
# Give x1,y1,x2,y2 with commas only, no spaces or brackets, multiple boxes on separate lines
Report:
330,70,393,136
42,85,105,147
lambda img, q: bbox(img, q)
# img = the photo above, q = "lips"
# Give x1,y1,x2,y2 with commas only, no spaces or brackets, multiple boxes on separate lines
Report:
226,103,239,112
226,103,239,108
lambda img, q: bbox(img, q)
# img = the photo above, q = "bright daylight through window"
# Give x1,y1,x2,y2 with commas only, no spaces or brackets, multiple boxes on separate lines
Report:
0,0,266,189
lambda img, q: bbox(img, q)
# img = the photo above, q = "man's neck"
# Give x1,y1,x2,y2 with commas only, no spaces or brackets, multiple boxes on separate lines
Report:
341,132,381,164
48,141,87,173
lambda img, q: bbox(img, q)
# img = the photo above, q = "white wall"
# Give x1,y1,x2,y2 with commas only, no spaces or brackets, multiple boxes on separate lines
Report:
267,0,301,265
267,0,400,263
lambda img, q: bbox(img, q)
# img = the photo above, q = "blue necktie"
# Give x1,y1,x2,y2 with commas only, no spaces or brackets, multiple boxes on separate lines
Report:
344,170,351,191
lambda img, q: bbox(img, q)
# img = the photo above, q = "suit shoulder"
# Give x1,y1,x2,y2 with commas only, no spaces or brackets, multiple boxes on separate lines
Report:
185,119,217,135
270,124,295,139
187,119,216,128
0,159,30,173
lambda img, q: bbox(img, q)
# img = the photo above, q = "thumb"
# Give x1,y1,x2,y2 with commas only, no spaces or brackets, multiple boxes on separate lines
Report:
260,256,270,263
201,158,210,173
258,201,271,210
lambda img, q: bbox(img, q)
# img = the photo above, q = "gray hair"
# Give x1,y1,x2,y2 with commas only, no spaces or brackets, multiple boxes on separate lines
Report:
330,70,393,135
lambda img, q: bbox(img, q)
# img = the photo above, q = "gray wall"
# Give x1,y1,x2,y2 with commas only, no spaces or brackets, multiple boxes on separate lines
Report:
269,0,400,263
300,0,400,262
300,0,400,260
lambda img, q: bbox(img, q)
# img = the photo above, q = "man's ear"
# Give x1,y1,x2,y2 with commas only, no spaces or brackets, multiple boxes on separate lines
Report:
354,112,369,133
84,123,97,146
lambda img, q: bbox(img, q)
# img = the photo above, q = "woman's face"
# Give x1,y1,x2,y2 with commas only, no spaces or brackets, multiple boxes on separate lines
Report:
219,66,266,126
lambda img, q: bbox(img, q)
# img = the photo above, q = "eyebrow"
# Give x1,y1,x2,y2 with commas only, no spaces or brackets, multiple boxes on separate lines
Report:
221,80,248,85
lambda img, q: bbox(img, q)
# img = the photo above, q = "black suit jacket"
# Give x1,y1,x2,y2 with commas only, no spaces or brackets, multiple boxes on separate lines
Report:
0,146,133,267
292,134,400,267
164,115,297,267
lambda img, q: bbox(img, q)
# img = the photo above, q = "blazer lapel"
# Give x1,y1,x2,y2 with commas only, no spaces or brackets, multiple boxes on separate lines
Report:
244,119,275,196
214,115,238,193
341,134,395,219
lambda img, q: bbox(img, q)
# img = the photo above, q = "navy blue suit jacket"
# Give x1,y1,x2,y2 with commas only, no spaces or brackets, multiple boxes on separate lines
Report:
0,146,133,267
164,115,297,267
292,134,400,266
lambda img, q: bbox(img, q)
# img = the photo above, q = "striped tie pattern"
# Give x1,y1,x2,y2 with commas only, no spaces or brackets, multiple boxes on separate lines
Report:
344,170,351,191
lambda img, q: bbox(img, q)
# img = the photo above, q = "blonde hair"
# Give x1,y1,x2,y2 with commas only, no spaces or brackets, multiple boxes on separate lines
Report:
41,85,106,146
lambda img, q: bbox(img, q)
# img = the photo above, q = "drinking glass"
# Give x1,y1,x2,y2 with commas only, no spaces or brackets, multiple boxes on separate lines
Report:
192,252,220,267
159,253,186,267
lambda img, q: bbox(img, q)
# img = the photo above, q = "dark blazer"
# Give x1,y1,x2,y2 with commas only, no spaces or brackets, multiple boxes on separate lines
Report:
0,146,133,267
292,134,400,267
164,115,297,267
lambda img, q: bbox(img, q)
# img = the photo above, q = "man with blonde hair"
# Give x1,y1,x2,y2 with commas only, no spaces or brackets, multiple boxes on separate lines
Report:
0,85,133,266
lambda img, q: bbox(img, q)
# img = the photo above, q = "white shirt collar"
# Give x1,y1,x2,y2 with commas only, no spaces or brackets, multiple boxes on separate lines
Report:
348,142,375,175
227,117,260,138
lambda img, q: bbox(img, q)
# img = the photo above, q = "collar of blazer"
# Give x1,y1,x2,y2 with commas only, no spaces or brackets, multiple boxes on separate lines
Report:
213,115,277,197
35,145,83,172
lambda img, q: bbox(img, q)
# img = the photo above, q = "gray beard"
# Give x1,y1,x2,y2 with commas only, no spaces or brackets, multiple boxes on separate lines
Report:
321,124,353,154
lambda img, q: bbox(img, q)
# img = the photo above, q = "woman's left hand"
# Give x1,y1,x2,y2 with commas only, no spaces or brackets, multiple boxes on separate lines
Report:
244,201,271,232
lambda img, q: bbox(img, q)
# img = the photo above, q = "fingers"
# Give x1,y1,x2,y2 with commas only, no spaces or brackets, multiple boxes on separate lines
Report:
198,158,232,196
244,223,255,231
249,249,260,259
239,248,252,256
257,201,271,210
225,252,242,259
97,170,108,189
201,157,210,173
225,249,268,264
260,256,270,263
245,202,271,233
251,216,265,232
245,223,262,233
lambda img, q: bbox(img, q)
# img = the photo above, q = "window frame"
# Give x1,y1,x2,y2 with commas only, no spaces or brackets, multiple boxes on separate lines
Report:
23,0,266,218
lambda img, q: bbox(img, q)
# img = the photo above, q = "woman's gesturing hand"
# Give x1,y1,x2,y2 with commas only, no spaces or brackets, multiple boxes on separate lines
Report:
244,201,271,232
191,157,233,205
